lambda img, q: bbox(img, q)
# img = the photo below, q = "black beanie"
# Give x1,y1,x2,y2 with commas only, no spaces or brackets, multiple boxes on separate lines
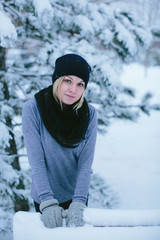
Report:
52,54,91,87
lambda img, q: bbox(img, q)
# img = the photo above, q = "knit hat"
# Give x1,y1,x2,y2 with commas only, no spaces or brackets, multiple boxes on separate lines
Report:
52,54,91,87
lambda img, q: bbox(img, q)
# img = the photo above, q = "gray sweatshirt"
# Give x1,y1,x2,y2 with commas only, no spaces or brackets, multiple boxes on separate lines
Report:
22,98,97,204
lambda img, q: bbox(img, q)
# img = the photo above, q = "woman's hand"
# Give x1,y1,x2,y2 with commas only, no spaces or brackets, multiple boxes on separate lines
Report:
66,202,86,227
40,199,63,228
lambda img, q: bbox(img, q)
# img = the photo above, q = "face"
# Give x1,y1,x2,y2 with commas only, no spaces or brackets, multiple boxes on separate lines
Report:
58,75,85,105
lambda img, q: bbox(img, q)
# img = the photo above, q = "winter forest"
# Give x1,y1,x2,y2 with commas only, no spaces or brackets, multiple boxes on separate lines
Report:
0,0,160,239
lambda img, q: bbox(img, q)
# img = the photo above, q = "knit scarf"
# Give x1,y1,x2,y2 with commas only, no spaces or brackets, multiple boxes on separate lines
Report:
34,85,89,148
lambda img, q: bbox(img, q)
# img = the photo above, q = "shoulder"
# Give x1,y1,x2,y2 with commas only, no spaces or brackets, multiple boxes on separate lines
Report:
83,103,97,141
22,98,39,114
23,98,36,110
88,103,97,122
22,98,40,120
86,103,97,135
22,98,41,131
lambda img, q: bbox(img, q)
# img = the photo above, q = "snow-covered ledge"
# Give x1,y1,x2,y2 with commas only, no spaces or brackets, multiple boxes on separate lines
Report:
13,209,160,240
84,208,160,227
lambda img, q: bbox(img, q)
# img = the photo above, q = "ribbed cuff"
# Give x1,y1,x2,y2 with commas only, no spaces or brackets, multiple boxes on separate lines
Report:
69,202,86,210
40,199,59,212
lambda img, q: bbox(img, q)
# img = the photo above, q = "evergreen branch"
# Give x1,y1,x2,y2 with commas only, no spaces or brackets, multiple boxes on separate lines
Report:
13,123,22,127
16,83,28,99
118,103,141,108
110,41,125,54
3,2,23,20
6,71,52,78
0,153,27,158
105,0,127,4
0,120,14,134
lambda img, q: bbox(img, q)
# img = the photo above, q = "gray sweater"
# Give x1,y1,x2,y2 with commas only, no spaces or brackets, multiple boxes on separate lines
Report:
22,98,97,204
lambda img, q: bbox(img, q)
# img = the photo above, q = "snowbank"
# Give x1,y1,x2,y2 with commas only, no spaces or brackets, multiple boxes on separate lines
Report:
13,210,160,240
84,208,160,227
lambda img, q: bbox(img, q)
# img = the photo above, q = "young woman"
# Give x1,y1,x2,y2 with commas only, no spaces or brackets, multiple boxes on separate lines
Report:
22,53,97,228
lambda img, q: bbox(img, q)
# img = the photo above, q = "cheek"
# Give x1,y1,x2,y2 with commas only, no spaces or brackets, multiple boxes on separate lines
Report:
59,84,65,95
60,83,68,93
78,89,84,97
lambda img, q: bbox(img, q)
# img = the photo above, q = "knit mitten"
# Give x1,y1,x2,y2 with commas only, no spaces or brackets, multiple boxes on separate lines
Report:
40,199,63,228
66,202,86,227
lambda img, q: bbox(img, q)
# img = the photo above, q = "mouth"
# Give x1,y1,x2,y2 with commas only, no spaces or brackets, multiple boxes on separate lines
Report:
65,94,75,99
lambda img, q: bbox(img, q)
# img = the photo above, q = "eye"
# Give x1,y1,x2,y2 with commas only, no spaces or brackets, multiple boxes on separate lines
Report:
78,82,85,87
64,79,71,84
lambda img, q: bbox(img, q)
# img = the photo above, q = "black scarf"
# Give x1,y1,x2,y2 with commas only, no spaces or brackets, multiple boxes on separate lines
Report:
34,85,90,148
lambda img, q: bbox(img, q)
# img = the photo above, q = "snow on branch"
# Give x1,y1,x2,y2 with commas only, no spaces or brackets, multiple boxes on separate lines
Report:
115,20,137,57
0,11,17,48
32,0,53,16
0,122,11,148
32,0,54,29
74,15,94,39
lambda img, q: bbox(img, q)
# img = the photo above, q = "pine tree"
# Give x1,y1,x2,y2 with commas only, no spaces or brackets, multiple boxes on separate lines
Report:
0,0,159,235
0,46,31,236
89,173,119,209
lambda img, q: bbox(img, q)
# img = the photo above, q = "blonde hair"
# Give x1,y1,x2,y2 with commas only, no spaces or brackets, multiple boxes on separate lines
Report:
53,76,84,111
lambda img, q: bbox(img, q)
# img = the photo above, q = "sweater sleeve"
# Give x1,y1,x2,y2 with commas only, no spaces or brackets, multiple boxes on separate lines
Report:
72,105,97,204
22,100,54,203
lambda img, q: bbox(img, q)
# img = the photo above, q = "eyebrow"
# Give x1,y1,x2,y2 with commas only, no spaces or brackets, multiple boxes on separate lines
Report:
66,76,73,80
66,75,85,83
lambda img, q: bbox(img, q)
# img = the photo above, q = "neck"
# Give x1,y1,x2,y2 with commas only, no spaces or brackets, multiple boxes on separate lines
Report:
62,102,76,111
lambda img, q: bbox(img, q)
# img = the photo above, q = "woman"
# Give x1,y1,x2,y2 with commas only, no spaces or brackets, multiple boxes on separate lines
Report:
22,53,97,228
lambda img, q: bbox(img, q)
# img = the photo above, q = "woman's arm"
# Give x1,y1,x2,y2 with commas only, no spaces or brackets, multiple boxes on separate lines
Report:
22,99,54,203
72,105,97,204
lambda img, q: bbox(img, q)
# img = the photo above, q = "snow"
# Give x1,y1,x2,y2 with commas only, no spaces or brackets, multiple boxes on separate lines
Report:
32,0,54,29
115,20,137,56
0,11,17,47
1,160,19,185
94,111,160,209
33,0,53,16
74,15,94,38
93,64,160,210
84,208,160,227
0,122,11,147
121,64,160,102
13,211,160,240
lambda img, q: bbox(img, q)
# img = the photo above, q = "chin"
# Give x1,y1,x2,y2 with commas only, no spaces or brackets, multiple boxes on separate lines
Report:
63,98,77,105
65,101,75,105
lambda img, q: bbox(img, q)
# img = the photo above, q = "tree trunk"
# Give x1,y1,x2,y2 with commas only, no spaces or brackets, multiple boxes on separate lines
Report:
0,46,29,212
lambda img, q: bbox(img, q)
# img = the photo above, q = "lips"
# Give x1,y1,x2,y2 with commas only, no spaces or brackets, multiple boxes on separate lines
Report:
65,94,75,99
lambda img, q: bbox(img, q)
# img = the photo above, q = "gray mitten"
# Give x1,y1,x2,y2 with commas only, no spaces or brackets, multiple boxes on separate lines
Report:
40,199,63,228
66,202,86,227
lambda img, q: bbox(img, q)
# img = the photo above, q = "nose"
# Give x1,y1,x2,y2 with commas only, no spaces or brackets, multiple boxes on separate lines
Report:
69,84,77,93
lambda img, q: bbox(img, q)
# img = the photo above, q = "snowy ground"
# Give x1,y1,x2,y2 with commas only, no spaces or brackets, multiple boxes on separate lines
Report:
13,64,160,240
93,64,160,210
94,111,160,210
